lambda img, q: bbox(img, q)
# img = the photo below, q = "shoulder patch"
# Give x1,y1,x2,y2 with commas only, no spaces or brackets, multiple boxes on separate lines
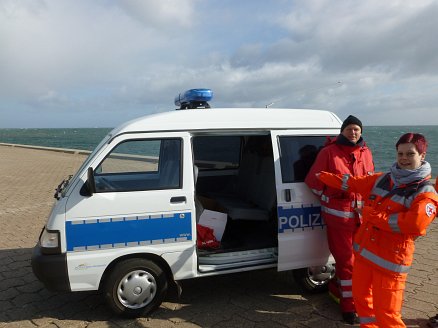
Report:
425,203,436,217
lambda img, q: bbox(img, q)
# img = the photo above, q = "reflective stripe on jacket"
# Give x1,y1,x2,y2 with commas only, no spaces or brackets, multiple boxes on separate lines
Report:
319,171,438,274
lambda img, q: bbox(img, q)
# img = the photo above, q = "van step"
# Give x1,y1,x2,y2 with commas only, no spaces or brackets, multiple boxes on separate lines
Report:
198,247,277,272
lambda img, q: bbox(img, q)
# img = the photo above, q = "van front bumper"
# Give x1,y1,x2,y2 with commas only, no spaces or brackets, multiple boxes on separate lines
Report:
31,245,71,292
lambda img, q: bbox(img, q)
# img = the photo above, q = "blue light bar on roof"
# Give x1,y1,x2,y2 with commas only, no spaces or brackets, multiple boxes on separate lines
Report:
174,88,213,109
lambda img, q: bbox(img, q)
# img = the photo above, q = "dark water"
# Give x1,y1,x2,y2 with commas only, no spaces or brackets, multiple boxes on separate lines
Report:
1,126,437,177
0,128,111,151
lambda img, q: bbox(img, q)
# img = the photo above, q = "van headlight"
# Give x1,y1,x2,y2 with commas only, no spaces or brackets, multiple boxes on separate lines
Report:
39,228,61,254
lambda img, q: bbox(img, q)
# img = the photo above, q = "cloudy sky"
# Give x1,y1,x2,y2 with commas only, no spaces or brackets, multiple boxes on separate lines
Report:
1,0,438,128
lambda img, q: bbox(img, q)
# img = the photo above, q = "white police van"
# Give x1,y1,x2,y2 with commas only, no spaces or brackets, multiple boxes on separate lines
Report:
32,89,341,317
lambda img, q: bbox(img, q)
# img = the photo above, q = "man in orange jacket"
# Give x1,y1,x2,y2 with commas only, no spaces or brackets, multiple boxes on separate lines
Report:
305,115,374,324
317,133,438,328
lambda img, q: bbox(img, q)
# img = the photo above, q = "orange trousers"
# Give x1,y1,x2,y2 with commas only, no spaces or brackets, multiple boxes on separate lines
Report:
353,256,407,328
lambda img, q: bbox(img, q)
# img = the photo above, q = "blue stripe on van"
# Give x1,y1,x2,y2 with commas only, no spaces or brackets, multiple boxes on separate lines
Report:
278,206,324,233
65,212,192,252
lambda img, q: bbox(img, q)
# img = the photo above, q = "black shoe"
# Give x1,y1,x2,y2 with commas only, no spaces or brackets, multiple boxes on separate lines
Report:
428,314,438,328
342,312,359,325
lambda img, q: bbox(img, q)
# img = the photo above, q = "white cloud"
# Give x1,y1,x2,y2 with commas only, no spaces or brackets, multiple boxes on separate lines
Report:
1,0,438,127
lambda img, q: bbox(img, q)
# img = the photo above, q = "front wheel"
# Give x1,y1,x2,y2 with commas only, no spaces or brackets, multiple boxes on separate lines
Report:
293,264,335,293
104,258,168,317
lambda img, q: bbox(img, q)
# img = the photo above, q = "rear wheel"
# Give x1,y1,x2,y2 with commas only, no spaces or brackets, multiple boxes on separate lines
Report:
293,264,335,293
104,258,168,317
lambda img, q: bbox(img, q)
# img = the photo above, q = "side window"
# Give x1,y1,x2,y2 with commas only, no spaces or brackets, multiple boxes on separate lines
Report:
278,136,328,183
193,136,241,169
94,138,182,192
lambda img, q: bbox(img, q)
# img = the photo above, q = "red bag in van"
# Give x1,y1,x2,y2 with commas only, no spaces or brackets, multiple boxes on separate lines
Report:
196,224,220,249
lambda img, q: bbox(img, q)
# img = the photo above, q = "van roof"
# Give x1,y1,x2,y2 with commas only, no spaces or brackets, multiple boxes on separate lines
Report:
112,108,342,135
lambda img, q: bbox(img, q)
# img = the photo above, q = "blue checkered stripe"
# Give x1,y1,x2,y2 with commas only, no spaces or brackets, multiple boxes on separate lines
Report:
66,212,192,252
278,206,324,233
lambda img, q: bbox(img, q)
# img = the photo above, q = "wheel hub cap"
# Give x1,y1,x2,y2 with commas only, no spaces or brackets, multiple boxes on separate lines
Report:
117,270,157,309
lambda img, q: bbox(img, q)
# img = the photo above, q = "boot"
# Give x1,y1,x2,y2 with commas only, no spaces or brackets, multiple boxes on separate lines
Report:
342,312,359,325
428,314,438,328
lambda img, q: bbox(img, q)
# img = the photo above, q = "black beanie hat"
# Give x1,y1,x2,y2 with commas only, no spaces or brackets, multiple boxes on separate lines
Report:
341,115,362,132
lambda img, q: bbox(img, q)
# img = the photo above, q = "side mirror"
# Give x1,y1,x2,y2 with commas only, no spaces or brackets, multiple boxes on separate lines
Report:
80,167,96,196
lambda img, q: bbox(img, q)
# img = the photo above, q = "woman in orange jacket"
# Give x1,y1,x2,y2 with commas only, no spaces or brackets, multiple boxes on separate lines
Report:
317,132,438,328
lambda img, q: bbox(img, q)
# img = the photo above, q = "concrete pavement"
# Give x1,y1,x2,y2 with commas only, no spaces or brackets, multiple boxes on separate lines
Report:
0,144,437,327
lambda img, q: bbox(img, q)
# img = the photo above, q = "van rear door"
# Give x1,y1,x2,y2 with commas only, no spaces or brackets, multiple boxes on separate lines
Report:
270,131,333,271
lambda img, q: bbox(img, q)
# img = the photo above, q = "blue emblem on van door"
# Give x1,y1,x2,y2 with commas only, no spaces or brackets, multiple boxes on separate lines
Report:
66,212,192,252
278,206,324,233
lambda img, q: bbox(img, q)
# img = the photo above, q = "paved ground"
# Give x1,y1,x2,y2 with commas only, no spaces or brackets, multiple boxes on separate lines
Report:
0,144,437,328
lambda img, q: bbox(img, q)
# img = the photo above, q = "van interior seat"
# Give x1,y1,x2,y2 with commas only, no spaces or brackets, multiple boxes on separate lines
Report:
215,137,276,221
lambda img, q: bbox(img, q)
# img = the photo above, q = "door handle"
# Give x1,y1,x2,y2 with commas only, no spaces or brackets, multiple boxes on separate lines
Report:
170,196,186,203
285,189,291,202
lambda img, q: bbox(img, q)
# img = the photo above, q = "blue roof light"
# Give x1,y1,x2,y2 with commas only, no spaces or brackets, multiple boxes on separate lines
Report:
174,88,213,109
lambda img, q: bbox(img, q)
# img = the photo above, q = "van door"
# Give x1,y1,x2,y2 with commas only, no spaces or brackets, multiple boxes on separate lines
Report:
270,131,334,271
65,132,196,287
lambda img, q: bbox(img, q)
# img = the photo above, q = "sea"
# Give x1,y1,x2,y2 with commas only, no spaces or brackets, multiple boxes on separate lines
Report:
1,126,438,177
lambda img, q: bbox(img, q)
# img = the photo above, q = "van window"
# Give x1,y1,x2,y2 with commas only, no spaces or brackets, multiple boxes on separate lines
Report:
278,136,327,183
193,136,241,169
94,138,182,192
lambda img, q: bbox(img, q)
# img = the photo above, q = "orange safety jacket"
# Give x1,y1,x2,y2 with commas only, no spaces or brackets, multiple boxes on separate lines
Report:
318,171,438,275
305,136,374,223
